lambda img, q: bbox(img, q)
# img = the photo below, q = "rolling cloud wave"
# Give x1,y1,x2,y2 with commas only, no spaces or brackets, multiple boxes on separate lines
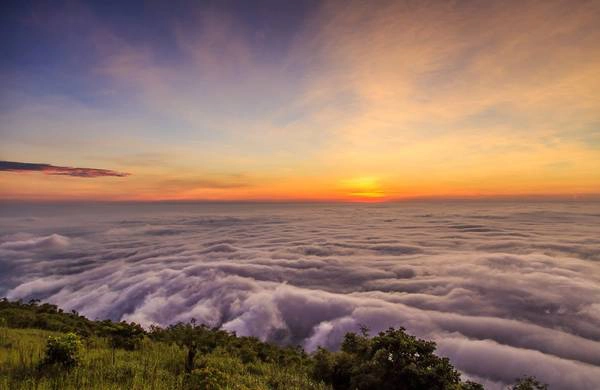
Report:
1,202,599,389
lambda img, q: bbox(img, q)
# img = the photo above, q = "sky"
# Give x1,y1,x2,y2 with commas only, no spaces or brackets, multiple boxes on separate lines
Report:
1,0,599,201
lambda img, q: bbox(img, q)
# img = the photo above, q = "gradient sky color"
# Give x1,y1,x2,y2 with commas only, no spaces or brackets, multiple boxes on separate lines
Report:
1,0,599,201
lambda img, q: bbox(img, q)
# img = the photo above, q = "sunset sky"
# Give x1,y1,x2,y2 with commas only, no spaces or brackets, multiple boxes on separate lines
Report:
1,0,599,201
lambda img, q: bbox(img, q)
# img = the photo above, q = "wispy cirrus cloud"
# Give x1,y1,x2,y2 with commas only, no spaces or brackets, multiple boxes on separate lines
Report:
0,161,130,178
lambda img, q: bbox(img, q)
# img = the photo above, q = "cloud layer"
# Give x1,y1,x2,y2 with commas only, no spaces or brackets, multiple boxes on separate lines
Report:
1,201,599,389
0,161,130,178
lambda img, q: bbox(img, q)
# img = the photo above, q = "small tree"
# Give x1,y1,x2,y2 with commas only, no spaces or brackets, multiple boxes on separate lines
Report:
312,327,479,390
151,319,229,373
42,332,82,368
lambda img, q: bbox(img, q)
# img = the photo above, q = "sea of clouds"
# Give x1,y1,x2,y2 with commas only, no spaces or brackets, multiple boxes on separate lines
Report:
1,201,599,389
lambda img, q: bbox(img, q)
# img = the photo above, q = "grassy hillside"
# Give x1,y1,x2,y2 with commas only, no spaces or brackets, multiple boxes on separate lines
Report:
0,327,323,390
0,299,546,389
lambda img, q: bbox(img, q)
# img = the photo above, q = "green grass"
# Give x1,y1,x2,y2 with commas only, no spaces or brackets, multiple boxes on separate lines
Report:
0,327,327,390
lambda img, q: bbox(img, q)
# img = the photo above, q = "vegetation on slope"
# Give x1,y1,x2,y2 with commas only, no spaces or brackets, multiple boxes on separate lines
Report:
0,298,547,389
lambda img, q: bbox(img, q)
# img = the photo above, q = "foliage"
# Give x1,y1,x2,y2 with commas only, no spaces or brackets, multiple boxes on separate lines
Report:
150,320,228,372
41,332,82,368
98,320,145,350
510,376,549,390
0,298,548,389
0,298,97,336
149,319,311,374
463,381,486,390
0,298,144,343
0,327,324,390
311,327,479,390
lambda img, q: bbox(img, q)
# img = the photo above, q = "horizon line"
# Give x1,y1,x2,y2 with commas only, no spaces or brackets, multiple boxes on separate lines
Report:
1,193,599,205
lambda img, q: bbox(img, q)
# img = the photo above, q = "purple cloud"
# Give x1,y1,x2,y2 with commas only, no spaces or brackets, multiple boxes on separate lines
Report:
0,161,130,178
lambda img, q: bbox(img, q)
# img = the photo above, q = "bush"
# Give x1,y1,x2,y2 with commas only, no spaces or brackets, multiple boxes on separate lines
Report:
99,320,145,350
41,332,82,368
312,327,467,390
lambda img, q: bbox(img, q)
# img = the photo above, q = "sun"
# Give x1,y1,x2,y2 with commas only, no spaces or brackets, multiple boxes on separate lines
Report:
340,176,386,200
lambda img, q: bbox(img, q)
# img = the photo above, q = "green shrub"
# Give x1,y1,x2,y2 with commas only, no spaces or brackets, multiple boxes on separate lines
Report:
99,320,145,350
41,332,82,368
312,327,464,390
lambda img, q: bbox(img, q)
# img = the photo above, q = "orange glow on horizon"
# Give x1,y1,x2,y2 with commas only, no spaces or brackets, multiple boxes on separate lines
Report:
1,169,598,203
